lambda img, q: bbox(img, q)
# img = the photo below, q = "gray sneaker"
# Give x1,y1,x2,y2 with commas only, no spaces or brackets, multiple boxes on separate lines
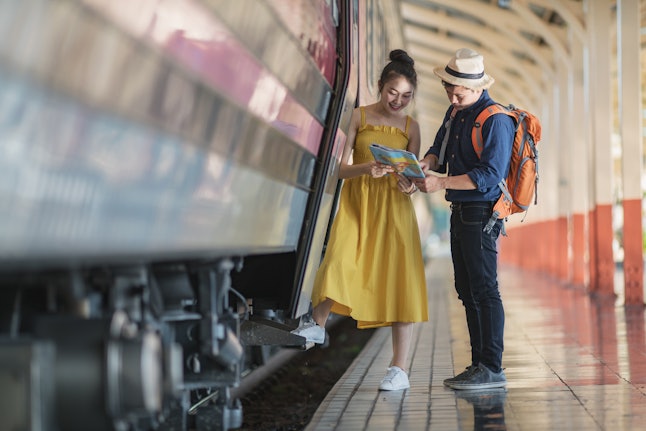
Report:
446,363,506,390
443,365,477,387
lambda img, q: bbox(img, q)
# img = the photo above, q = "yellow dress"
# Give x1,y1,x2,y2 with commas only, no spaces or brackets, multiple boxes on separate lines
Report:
311,107,429,329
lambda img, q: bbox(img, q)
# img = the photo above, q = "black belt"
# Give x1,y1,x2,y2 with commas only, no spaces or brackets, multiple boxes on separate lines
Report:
450,201,494,211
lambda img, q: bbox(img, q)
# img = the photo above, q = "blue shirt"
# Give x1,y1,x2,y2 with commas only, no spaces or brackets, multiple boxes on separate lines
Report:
424,90,515,203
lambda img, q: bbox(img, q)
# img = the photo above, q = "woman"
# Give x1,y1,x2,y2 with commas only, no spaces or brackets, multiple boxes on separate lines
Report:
295,49,428,391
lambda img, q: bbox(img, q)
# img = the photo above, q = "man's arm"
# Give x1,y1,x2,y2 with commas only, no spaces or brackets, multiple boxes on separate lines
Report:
413,172,476,194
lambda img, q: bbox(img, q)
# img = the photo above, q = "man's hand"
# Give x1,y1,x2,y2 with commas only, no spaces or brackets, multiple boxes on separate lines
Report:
419,154,439,172
414,174,444,194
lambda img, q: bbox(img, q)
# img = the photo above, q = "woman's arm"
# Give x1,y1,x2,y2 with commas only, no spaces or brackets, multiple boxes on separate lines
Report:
406,118,421,158
397,117,422,195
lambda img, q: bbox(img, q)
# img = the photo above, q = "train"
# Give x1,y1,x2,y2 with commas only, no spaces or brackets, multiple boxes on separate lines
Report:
0,1,436,430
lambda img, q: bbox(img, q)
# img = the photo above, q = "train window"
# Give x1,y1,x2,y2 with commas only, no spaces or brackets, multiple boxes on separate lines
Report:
328,0,339,27
366,0,386,99
353,0,359,66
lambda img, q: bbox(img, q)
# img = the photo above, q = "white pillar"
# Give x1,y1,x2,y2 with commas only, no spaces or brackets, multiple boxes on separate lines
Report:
570,33,589,287
557,57,572,281
617,0,643,303
586,0,615,294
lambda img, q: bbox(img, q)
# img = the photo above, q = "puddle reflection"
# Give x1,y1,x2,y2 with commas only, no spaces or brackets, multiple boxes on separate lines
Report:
456,389,507,431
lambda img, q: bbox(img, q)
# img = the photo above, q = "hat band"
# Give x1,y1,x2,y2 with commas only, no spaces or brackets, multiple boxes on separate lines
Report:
445,66,484,80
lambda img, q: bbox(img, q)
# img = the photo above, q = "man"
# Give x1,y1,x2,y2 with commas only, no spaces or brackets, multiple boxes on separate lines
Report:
414,48,514,390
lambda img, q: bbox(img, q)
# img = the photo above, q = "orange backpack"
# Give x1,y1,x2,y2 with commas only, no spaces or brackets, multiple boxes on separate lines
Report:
472,104,542,234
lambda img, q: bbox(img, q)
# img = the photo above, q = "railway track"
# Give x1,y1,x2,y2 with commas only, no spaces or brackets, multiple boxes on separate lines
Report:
233,317,376,431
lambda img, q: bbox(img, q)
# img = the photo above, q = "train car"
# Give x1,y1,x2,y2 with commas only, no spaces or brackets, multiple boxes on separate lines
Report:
0,0,432,430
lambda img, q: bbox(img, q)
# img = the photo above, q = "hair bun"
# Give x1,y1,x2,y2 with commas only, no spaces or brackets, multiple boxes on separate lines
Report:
389,49,414,66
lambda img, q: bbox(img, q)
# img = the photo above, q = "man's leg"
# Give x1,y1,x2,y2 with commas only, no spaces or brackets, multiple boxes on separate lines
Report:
456,205,504,372
446,204,506,389
450,207,483,367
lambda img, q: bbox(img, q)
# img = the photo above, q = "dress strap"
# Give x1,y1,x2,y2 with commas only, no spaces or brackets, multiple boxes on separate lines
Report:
360,106,366,127
359,106,366,127
405,115,411,134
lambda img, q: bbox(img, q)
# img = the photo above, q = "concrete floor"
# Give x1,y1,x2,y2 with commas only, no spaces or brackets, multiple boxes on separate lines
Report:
305,252,646,431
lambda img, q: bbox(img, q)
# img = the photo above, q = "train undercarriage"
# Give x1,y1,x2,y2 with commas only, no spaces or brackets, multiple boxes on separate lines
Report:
0,257,310,431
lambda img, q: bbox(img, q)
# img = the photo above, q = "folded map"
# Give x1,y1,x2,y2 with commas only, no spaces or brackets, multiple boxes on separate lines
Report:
369,143,425,178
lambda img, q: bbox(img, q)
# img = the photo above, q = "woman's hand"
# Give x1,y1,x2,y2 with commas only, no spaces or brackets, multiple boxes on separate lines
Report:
369,162,394,178
396,173,418,195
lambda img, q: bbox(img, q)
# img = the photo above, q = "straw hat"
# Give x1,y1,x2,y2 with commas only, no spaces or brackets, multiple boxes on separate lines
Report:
433,48,494,90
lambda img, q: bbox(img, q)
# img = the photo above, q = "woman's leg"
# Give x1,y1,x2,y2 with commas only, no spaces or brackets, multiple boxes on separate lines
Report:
312,298,334,327
391,322,413,371
379,322,414,390
291,298,334,344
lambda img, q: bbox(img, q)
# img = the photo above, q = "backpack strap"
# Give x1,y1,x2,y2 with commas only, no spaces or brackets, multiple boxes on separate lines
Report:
473,103,513,236
437,108,457,165
471,103,526,202
471,103,509,158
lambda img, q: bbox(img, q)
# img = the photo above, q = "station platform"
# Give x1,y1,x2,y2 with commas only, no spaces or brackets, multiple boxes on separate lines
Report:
305,250,646,430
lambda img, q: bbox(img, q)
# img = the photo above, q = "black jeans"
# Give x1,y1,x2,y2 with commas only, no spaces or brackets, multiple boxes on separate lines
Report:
450,202,505,373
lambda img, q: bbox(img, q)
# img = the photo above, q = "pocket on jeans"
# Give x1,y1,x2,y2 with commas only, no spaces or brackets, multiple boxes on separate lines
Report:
459,206,490,226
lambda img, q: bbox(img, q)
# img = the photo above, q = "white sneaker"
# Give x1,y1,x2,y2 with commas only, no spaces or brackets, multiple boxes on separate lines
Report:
379,366,410,391
291,322,326,344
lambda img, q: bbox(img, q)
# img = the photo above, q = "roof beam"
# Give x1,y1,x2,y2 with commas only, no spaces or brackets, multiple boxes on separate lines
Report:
402,0,559,76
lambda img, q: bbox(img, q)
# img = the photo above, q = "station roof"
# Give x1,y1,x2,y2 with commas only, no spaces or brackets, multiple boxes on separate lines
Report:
393,0,645,135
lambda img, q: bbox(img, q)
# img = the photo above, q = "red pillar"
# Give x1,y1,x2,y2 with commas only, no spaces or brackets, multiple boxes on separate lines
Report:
571,212,587,287
589,204,615,296
557,215,569,282
623,198,644,305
